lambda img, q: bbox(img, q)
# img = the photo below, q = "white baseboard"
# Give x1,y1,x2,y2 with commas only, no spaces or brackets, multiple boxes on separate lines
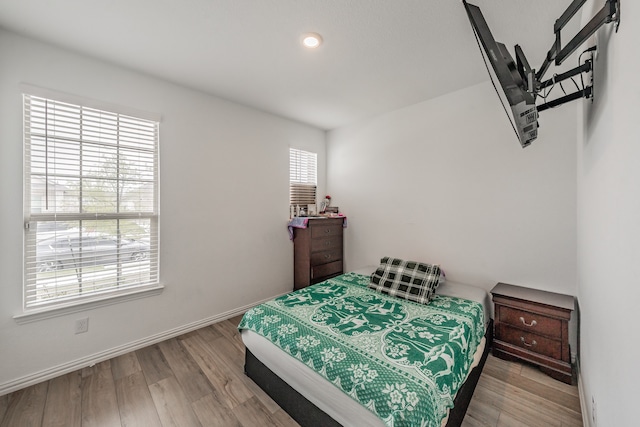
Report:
0,293,285,396
577,359,591,427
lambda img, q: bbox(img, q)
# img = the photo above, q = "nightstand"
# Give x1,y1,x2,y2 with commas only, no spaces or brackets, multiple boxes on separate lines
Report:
491,282,575,384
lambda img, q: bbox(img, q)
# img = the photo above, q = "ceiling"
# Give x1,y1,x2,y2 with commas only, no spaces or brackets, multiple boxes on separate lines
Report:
0,0,579,130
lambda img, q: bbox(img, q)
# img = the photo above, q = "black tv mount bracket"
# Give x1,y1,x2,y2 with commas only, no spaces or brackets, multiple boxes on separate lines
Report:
517,0,621,112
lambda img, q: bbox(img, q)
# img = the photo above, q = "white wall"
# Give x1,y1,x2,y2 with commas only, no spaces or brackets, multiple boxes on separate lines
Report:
577,1,639,426
0,29,325,392
327,81,577,297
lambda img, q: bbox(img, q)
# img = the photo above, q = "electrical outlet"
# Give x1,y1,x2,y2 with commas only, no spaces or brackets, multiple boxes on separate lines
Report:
591,395,597,426
75,317,89,334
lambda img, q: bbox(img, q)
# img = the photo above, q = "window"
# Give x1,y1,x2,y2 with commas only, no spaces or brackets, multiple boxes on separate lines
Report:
23,93,159,310
289,148,317,208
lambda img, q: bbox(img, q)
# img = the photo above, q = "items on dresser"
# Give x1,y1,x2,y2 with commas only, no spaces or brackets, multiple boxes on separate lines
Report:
291,217,345,290
491,282,575,384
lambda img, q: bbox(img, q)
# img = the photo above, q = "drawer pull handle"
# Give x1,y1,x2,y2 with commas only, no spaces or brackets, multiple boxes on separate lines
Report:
520,337,537,347
519,317,537,327
324,229,331,234
324,254,331,259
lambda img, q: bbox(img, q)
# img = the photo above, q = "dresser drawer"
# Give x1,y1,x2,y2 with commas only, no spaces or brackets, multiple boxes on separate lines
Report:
497,305,562,339
310,248,342,266
310,224,342,238
496,323,561,360
311,260,343,281
310,236,342,252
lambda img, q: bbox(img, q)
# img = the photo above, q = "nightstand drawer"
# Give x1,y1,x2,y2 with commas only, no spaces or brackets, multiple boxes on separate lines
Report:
497,305,562,339
311,260,342,281
310,248,342,266
310,236,342,252
496,323,561,360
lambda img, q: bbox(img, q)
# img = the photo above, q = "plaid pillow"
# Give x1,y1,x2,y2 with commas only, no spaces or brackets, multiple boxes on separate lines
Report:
368,257,442,304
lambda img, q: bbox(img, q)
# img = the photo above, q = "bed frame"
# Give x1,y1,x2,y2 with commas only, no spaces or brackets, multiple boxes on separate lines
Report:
244,320,493,427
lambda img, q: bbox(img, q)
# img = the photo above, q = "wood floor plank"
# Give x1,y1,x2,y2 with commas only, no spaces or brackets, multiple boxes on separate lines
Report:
0,394,8,424
206,335,244,371
115,371,162,426
149,376,201,427
476,376,579,426
485,354,523,376
42,371,82,427
0,382,48,427
519,364,579,397
270,408,300,427
180,333,253,409
236,372,282,415
232,396,283,427
136,344,173,385
492,393,561,426
214,317,245,354
228,314,245,325
497,411,531,427
206,334,281,414
158,337,215,402
80,361,120,427
81,364,99,379
196,324,224,342
191,393,242,427
562,417,587,427
462,394,500,427
483,361,581,415
111,352,141,381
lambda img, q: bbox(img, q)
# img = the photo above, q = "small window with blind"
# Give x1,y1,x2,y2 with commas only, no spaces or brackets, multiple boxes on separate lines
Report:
289,148,317,209
23,92,160,310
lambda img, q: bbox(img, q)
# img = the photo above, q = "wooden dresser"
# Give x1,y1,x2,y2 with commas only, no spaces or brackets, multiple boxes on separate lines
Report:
293,217,344,290
491,282,575,384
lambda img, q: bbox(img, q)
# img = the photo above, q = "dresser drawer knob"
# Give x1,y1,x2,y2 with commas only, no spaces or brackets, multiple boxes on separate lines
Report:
519,317,537,327
520,337,537,347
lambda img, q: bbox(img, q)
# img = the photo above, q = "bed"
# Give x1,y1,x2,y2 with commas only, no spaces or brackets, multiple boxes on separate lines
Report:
239,265,492,427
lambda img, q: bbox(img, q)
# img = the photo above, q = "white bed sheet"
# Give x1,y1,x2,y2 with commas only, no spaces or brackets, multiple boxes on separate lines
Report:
350,265,493,326
241,270,491,427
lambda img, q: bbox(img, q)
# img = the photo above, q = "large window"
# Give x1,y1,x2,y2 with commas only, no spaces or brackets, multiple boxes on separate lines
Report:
23,93,159,309
289,148,317,208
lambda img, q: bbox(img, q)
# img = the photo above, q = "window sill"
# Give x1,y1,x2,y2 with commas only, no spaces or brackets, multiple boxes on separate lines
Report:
13,284,165,324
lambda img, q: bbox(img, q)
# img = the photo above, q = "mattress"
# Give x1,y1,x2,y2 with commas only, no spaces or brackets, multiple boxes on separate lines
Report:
241,268,491,427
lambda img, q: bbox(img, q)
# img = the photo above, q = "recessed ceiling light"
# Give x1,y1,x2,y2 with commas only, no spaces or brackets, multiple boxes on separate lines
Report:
302,33,323,49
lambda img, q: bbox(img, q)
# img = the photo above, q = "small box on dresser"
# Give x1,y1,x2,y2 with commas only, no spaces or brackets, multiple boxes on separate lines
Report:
491,282,575,384
293,217,344,290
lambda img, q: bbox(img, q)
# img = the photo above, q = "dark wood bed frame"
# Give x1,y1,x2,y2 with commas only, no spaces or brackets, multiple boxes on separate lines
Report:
244,319,493,427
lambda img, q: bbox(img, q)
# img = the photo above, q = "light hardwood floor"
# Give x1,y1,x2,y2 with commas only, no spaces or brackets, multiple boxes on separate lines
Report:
0,315,583,427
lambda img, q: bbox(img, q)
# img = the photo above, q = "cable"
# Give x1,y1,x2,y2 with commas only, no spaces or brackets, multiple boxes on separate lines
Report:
539,76,556,100
570,76,581,92
558,76,567,95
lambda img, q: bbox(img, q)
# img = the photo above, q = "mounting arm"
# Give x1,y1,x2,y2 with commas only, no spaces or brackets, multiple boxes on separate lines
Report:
537,57,594,112
536,0,620,82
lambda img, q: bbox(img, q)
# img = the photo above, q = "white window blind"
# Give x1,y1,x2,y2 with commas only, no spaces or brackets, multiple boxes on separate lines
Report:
289,148,317,207
23,93,159,309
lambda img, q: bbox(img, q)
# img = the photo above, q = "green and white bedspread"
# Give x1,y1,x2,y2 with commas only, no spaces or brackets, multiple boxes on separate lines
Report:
238,272,485,427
